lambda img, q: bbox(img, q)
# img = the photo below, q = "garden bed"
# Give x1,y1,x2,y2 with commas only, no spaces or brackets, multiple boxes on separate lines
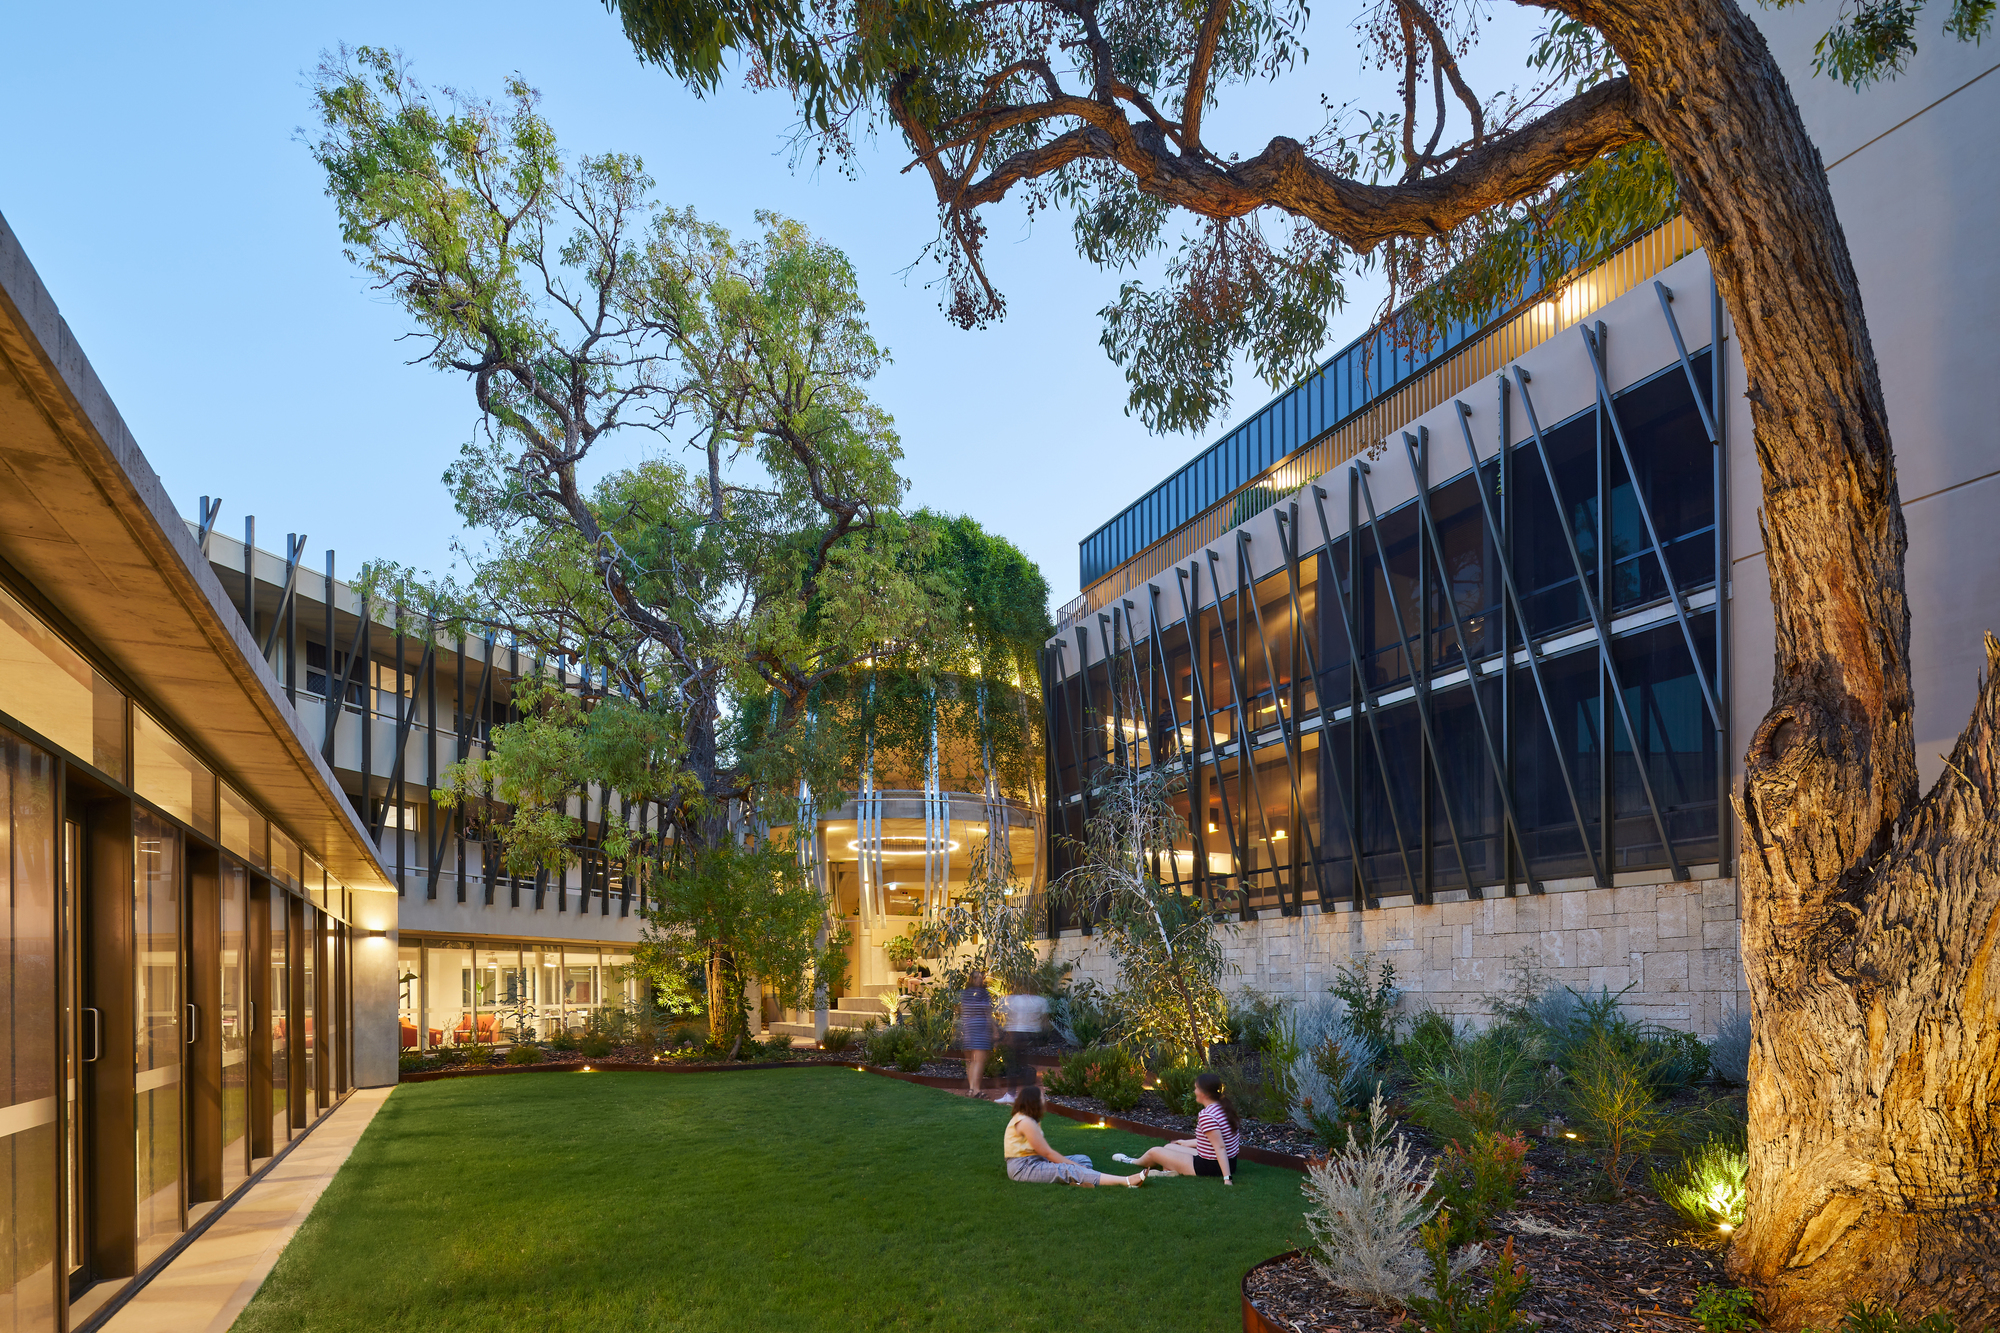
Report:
1242,1136,1728,1331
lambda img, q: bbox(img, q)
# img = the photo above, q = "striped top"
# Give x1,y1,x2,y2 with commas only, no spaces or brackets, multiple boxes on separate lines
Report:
959,986,994,1049
1195,1103,1240,1160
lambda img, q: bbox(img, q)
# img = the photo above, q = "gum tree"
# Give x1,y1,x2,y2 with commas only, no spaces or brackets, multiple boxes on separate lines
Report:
307,48,943,1051
601,0,2000,1319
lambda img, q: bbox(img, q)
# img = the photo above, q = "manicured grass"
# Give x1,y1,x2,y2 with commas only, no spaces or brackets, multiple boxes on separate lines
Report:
235,1068,1309,1332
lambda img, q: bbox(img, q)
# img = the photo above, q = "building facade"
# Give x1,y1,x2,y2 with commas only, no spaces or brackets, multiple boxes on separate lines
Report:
0,216,395,1332
179,525,651,1055
1042,24,2000,1032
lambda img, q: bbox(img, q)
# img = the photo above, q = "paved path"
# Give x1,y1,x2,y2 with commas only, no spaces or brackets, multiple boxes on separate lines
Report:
100,1086,394,1333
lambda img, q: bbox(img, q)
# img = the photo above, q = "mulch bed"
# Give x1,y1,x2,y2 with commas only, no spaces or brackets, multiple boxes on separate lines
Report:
1243,1137,1727,1331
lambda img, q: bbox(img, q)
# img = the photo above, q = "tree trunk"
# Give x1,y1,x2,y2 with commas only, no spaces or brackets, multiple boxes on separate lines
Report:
1563,0,2000,1321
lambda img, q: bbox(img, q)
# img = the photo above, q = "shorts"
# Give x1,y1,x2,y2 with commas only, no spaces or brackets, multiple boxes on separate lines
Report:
1193,1154,1239,1178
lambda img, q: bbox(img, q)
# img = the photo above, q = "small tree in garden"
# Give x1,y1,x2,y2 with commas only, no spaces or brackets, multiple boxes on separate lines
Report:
1051,752,1231,1067
910,839,1040,989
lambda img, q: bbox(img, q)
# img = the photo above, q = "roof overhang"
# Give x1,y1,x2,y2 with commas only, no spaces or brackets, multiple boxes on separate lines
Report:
0,211,394,893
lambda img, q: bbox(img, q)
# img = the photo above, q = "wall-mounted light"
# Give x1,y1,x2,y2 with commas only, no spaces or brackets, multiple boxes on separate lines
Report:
365,929,389,939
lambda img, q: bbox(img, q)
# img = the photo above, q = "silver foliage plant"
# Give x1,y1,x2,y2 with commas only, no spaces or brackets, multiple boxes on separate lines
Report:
1302,1088,1483,1308
1278,998,1377,1130
1710,1008,1752,1085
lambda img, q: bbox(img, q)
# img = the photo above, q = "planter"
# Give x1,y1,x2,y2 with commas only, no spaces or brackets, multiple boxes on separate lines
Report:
1241,1251,1305,1333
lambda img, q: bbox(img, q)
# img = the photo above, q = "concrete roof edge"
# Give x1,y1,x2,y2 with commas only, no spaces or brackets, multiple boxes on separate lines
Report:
0,210,393,891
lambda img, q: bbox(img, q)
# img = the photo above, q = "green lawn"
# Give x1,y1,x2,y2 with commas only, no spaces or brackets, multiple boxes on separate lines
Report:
234,1068,1309,1332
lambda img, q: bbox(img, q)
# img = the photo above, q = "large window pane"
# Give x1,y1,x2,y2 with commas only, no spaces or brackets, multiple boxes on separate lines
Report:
218,784,266,872
219,859,248,1196
0,583,125,780
269,888,289,1148
133,808,182,1265
133,709,215,837
0,728,58,1332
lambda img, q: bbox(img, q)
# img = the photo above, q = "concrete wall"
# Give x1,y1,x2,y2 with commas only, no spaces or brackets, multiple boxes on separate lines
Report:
349,891,402,1088
1045,872,1748,1038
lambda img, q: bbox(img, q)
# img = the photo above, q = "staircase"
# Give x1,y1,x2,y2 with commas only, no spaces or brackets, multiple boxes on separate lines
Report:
765,987,898,1043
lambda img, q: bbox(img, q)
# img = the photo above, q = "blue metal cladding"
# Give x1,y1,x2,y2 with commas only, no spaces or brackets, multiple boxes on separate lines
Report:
1077,292,1511,588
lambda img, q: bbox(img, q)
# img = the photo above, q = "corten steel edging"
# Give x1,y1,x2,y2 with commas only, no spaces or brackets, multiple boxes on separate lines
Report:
1241,1250,1308,1333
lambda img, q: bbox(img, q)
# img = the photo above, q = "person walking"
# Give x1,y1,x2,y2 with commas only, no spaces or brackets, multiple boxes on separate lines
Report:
959,969,995,1096
994,976,1048,1106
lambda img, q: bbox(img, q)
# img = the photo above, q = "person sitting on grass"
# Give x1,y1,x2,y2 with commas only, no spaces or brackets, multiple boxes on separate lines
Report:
1004,1087,1146,1188
1113,1073,1241,1185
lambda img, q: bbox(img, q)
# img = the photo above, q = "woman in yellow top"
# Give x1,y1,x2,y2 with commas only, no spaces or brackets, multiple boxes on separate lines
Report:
1002,1088,1147,1187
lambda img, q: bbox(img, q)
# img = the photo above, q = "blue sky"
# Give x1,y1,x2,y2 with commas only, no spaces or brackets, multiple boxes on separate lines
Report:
0,1,1536,605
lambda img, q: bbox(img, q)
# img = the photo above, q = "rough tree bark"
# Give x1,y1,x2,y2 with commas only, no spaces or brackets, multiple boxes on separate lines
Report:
1566,0,2000,1322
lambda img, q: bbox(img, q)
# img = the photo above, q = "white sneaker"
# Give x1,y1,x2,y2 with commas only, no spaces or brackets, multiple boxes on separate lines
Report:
1112,1153,1140,1165
995,1092,1016,1105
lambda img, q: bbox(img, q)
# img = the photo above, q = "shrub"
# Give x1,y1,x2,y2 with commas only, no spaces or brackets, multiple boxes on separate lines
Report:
548,1031,579,1053
1428,1132,1530,1246
1045,1044,1144,1109
1694,1285,1761,1332
820,1026,856,1054
1156,1063,1201,1116
861,1021,901,1067
1400,1223,1529,1333
665,1024,702,1051
1409,1034,1539,1145
893,1036,927,1073
1643,1027,1712,1095
1302,1088,1469,1310
1210,1047,1274,1122
1053,979,1119,1048
506,1044,543,1065
757,1032,796,1058
1562,1030,1674,1193
579,1035,614,1059
1826,1300,1993,1333
884,933,919,972
1401,1008,1460,1074
1226,986,1287,1049
1652,1133,1748,1233
1709,1009,1751,1085
398,1052,427,1074
1330,955,1402,1054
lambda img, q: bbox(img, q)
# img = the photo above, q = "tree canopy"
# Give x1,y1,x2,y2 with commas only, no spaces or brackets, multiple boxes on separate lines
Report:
309,47,1049,1048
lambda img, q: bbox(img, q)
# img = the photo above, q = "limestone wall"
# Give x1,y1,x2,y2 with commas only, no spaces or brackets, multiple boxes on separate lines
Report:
1042,875,1747,1038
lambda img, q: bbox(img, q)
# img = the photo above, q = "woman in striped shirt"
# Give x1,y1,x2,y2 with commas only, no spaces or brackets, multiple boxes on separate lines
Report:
1114,1073,1242,1184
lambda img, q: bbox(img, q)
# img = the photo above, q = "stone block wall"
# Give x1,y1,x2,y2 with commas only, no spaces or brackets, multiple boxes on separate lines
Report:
1041,875,1747,1037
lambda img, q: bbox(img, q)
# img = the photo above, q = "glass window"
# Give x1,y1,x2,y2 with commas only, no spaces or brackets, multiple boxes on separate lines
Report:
0,725,59,1332
133,708,215,837
269,888,289,1148
218,783,267,870
305,855,326,912
0,581,126,780
219,859,249,1195
133,807,183,1265
270,828,300,891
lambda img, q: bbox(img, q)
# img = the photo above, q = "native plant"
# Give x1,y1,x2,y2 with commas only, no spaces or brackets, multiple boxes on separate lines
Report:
1330,956,1403,1055
1050,750,1231,1066
1275,1000,1376,1145
1695,1285,1763,1332
1654,1134,1750,1234
1562,1029,1676,1194
1400,1223,1531,1333
908,838,1039,989
1428,1132,1532,1246
1155,1062,1202,1116
1302,1088,1475,1310
1409,1034,1541,1146
1710,1010,1752,1087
